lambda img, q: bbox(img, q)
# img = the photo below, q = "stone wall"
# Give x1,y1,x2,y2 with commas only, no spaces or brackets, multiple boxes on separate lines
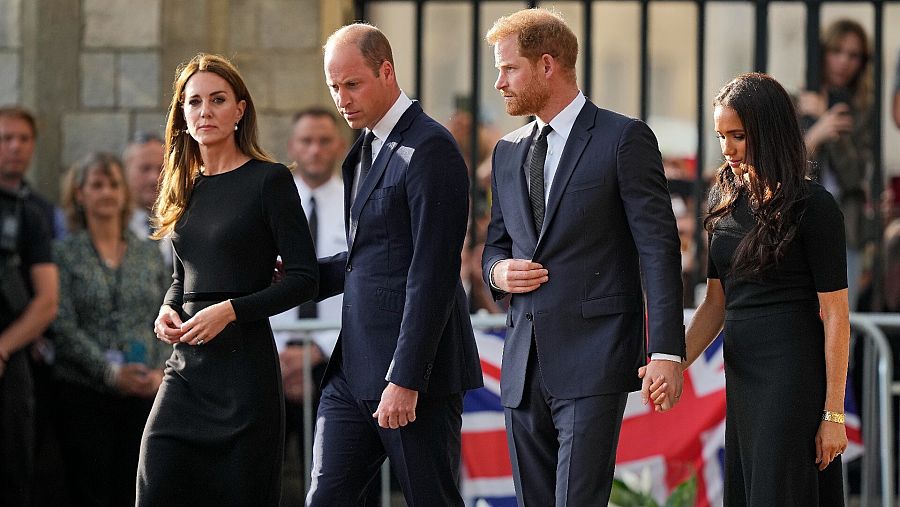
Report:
0,0,352,201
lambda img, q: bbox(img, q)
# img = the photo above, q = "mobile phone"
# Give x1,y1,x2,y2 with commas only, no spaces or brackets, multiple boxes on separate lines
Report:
828,88,853,112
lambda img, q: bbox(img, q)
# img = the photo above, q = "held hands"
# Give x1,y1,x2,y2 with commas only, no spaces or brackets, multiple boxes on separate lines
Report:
373,382,418,429
492,259,549,294
638,360,684,412
815,420,848,471
154,301,236,346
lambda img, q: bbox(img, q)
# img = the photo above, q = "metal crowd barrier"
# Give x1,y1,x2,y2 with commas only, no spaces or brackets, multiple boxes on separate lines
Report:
273,311,898,506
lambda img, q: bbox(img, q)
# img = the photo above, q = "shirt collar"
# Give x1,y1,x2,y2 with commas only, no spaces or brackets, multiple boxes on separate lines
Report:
535,91,585,142
370,90,413,142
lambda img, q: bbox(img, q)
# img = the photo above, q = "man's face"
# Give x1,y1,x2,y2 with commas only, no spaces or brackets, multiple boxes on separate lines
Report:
325,44,395,131
124,140,164,210
493,35,551,117
0,116,36,185
288,115,344,185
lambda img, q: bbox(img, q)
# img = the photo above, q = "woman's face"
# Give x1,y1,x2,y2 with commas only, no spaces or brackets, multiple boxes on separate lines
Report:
825,32,865,89
714,105,751,180
182,71,246,148
77,165,127,223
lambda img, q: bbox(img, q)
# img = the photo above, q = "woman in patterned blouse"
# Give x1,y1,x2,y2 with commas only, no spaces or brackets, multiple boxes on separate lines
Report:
51,152,171,506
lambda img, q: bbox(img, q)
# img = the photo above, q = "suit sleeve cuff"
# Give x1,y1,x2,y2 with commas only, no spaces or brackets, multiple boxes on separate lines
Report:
650,353,683,363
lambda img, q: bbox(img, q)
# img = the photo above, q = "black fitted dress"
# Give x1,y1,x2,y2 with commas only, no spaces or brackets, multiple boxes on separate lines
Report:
709,182,847,506
137,160,317,506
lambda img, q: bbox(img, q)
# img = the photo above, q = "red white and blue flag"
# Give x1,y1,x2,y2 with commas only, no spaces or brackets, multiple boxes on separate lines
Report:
461,327,863,506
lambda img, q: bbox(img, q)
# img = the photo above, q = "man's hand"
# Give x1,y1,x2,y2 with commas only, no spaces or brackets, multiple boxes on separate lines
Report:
373,383,418,429
639,359,683,412
491,259,548,294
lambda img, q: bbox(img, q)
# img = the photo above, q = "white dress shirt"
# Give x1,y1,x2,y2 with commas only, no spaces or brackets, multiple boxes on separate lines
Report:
353,91,413,197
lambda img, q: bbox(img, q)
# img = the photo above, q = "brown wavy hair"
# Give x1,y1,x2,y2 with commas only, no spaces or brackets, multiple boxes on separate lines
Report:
152,53,273,239
705,73,809,279
820,18,871,111
61,152,132,235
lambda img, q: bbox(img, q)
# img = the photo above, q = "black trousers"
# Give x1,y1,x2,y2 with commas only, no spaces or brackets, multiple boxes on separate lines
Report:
505,344,627,506
307,367,464,506
54,380,154,507
0,350,35,507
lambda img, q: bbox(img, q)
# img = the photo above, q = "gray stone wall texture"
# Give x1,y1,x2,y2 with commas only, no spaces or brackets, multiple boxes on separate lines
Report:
2,0,347,201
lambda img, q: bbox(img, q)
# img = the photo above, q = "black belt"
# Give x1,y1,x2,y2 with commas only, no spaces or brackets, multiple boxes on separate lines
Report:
183,291,250,302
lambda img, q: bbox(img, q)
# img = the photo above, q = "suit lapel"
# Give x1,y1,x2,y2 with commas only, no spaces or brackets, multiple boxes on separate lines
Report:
348,102,422,252
536,102,596,250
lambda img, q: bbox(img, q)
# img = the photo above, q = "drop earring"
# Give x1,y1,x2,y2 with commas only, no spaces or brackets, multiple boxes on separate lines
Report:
234,123,238,131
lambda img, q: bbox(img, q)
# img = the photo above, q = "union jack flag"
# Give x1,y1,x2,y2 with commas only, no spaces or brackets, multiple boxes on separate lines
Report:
461,327,863,506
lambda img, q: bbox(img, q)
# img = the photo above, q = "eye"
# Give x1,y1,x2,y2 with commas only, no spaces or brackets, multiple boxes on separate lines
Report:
734,134,745,141
213,96,226,104
187,98,200,106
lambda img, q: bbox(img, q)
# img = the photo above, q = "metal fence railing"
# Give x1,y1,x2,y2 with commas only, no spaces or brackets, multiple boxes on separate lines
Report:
274,310,898,505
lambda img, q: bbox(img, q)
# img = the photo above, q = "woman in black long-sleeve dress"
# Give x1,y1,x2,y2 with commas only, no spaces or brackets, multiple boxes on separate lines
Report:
645,73,850,505
137,53,318,506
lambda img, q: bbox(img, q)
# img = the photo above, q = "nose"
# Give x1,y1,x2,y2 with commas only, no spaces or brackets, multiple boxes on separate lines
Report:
334,87,349,109
199,100,211,118
721,139,735,157
494,73,505,91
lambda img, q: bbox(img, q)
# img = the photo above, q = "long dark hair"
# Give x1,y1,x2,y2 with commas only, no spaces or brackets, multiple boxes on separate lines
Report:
705,73,809,278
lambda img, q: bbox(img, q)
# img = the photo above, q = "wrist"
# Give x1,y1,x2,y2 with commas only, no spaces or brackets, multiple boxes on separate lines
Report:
489,260,504,292
822,410,845,424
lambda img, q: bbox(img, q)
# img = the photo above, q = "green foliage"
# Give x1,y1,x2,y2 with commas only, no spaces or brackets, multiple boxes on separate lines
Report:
608,474,697,507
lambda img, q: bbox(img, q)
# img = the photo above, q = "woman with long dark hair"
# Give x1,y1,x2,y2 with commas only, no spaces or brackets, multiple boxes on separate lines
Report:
645,73,850,505
136,53,318,505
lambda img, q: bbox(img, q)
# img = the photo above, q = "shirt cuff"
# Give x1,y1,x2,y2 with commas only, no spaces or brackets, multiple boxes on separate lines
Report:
489,260,505,292
650,353,682,363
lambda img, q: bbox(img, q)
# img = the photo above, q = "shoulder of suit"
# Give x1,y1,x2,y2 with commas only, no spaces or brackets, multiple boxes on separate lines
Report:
500,121,536,143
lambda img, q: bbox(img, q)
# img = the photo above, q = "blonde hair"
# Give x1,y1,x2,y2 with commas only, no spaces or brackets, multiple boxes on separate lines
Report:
61,152,132,234
486,8,578,80
152,53,273,239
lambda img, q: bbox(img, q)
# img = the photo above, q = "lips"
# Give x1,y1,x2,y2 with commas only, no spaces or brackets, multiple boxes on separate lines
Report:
727,160,742,168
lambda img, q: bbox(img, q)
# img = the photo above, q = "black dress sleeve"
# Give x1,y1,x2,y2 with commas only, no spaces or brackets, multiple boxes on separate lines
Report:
706,232,719,279
229,165,318,322
800,184,848,293
163,248,184,310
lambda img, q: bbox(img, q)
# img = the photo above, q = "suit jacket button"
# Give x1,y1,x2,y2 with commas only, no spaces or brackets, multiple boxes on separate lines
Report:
525,313,533,321
346,264,352,272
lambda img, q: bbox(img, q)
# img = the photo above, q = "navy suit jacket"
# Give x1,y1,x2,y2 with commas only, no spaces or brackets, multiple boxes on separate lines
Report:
318,101,483,401
482,100,685,408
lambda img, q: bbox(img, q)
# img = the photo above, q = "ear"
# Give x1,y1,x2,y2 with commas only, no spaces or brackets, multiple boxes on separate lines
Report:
540,54,555,79
380,60,395,84
236,99,247,122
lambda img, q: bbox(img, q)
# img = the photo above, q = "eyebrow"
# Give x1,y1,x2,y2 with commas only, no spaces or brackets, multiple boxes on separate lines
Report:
187,90,228,99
